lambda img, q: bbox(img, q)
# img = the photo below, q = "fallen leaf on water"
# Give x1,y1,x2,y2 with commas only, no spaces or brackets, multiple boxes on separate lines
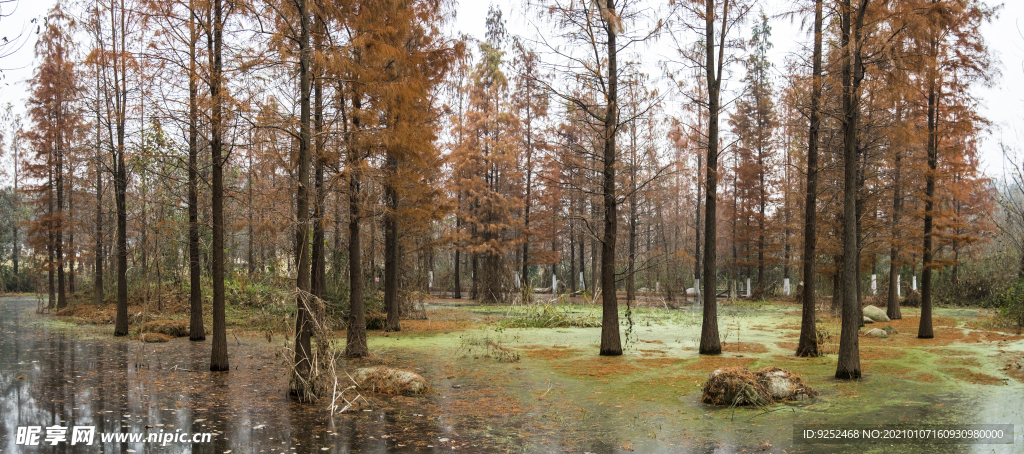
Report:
16,375,24,380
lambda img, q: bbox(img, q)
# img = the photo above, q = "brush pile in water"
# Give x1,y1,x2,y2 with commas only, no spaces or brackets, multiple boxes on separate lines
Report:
701,366,818,406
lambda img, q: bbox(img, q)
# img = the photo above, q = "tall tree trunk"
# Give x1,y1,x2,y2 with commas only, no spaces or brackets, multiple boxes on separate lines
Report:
599,0,622,356
757,144,765,290
796,0,823,357
290,0,313,395
311,21,326,300
48,166,55,309
57,126,67,310
383,153,401,331
570,226,576,293
700,0,725,355
187,0,204,341
694,150,702,287
112,0,129,337
345,85,368,358
522,176,532,296
209,0,228,372
627,126,637,303
94,49,104,307
920,70,939,339
68,172,75,295
453,241,461,298
887,110,903,320
835,0,867,380
247,151,255,274
11,131,18,276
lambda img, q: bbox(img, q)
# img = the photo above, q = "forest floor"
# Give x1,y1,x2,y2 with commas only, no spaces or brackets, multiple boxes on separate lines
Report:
3,294,1024,453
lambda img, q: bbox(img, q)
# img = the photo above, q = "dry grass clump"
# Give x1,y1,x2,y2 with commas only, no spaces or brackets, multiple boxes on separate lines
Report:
138,333,172,343
721,342,769,353
458,334,521,362
701,366,818,407
354,366,429,395
1002,354,1024,382
521,347,580,360
553,357,641,378
365,311,387,330
141,320,190,337
54,303,146,325
942,367,1005,385
701,367,771,406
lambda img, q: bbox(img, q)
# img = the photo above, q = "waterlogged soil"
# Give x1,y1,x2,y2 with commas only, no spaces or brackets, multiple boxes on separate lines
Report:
1,296,1023,453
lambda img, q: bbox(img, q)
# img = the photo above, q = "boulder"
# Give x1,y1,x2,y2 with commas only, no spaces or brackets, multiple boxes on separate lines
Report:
354,366,428,395
863,316,874,324
863,305,890,323
864,328,888,338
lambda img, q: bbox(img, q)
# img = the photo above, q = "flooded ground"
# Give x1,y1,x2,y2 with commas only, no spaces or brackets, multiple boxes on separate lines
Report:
1,295,1022,453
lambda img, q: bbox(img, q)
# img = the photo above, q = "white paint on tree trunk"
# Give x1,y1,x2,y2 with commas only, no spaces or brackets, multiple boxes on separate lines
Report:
429,271,433,288
746,278,751,298
513,272,520,289
656,281,660,293
784,278,790,296
913,275,917,291
552,274,557,294
871,274,877,295
897,275,901,298
580,272,584,289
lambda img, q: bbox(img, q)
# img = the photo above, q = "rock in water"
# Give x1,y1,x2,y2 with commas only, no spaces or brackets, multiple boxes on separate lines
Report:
354,366,428,395
764,371,794,399
863,305,890,323
864,328,888,338
863,316,874,324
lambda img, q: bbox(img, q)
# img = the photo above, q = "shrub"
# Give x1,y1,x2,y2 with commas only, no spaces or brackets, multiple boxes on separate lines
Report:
902,290,921,308
992,279,1024,334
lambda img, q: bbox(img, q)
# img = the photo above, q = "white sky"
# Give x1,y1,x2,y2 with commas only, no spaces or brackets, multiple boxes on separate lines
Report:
2,0,1023,179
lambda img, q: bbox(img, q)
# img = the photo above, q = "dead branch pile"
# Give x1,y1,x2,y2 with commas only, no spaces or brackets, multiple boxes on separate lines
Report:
902,289,921,308
353,366,428,395
141,320,190,337
701,366,818,407
287,290,374,413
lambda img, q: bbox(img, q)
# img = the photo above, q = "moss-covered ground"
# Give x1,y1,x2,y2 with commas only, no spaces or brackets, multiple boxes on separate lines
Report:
354,298,1024,452
26,294,1024,452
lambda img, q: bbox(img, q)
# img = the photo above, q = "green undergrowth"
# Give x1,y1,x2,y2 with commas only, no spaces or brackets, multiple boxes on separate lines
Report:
498,302,601,328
